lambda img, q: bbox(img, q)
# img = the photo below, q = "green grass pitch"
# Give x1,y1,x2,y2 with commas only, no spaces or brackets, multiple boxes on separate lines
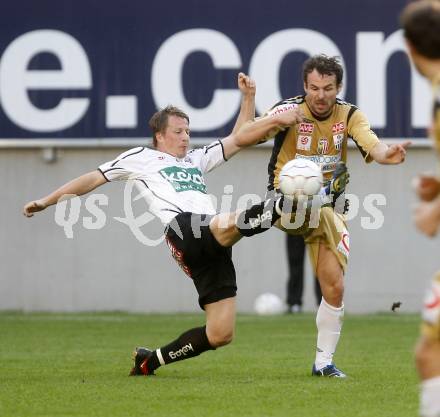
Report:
0,312,419,417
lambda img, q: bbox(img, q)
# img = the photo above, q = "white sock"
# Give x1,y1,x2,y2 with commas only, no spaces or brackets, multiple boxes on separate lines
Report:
314,297,344,370
421,376,440,417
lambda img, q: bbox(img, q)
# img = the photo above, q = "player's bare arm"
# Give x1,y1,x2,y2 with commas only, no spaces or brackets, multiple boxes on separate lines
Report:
222,107,304,159
230,72,256,135
413,196,440,237
369,140,412,164
23,170,107,217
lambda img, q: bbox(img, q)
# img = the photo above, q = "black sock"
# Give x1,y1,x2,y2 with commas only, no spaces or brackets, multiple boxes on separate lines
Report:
236,196,293,237
148,326,214,371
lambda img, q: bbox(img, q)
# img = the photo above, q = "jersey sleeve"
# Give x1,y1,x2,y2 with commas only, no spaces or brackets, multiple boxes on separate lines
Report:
187,140,226,173
347,109,380,163
98,147,146,181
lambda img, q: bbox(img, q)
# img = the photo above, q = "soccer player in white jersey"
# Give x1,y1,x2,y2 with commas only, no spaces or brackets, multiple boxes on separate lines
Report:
23,73,307,376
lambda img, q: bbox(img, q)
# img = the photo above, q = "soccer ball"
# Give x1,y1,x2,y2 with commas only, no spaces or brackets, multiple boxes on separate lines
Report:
254,293,285,315
279,159,323,197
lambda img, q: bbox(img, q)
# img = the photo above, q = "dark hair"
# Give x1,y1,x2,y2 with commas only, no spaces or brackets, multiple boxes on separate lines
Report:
401,0,440,59
303,54,343,86
149,105,190,147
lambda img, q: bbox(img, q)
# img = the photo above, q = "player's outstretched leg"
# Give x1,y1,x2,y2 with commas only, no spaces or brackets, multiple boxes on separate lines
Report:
235,195,285,237
129,325,215,376
210,194,301,248
129,298,235,376
235,194,308,237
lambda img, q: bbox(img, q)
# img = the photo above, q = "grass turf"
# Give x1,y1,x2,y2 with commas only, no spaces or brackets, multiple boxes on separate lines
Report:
0,312,419,417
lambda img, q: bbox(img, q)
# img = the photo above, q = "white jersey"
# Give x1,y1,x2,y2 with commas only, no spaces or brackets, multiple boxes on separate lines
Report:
98,141,226,225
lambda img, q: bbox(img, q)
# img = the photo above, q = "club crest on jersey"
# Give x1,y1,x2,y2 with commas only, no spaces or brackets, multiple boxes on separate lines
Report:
297,135,312,151
298,122,314,134
422,274,440,324
337,232,350,259
332,122,345,134
317,138,329,155
159,166,207,193
333,134,344,151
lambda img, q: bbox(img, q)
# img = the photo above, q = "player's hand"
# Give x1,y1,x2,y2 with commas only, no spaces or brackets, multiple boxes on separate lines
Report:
237,72,256,97
412,174,440,202
23,199,47,217
275,106,304,127
384,141,412,164
413,198,440,237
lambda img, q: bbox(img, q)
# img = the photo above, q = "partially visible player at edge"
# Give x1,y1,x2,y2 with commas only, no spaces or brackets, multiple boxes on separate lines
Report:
401,2,440,416
23,73,311,377
264,55,411,377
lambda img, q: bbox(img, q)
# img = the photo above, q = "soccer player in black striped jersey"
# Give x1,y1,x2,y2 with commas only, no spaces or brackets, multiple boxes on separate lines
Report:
264,55,410,378
23,73,305,377
402,2,440,416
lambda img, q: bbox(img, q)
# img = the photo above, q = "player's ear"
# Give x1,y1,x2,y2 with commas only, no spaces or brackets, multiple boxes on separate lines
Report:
404,38,420,63
336,83,343,95
156,131,164,144
405,38,416,55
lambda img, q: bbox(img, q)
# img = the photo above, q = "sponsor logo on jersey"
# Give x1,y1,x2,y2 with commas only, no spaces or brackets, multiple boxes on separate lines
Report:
317,138,329,155
322,163,338,172
159,166,206,193
333,134,344,151
169,343,194,360
332,121,345,134
297,135,312,151
267,102,298,116
298,122,314,134
295,153,341,173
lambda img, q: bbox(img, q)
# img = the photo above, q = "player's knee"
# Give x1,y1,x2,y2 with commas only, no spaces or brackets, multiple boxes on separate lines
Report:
333,279,344,296
210,213,241,247
415,338,436,370
319,271,344,292
414,337,440,379
320,279,344,306
208,329,234,348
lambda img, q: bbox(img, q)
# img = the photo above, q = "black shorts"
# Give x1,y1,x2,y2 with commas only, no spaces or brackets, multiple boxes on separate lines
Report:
165,212,237,309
